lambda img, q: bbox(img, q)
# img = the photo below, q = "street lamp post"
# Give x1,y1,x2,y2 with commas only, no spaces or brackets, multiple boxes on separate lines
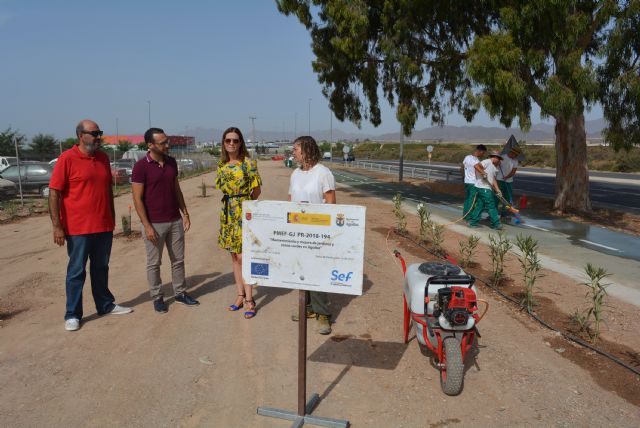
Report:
307,98,312,135
249,116,257,143
399,125,404,182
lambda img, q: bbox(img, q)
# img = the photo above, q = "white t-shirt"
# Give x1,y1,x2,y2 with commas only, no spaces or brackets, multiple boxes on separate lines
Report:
475,158,498,190
497,156,518,183
289,163,336,203
462,154,480,184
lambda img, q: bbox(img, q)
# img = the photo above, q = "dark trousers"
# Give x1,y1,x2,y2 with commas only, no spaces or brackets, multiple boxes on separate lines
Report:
65,232,115,320
463,183,477,219
496,181,513,215
469,188,501,229
309,291,330,317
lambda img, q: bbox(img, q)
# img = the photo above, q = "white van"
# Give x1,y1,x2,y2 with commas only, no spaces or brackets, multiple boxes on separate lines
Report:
0,156,17,173
322,152,332,160
121,150,147,162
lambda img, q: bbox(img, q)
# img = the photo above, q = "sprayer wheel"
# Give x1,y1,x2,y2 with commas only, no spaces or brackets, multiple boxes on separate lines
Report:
440,337,464,396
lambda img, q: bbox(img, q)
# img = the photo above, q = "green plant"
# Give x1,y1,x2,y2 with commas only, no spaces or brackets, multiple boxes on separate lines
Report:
488,231,512,285
458,234,480,267
3,200,19,218
515,234,543,313
430,223,445,256
581,264,611,341
200,180,207,198
392,193,406,234
121,214,131,236
571,309,591,335
416,203,432,242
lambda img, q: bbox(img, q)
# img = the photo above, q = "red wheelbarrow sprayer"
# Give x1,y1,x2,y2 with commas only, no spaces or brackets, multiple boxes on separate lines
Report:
395,250,489,395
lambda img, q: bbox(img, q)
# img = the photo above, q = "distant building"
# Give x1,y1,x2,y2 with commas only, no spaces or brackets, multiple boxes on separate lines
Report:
101,135,195,150
102,135,145,146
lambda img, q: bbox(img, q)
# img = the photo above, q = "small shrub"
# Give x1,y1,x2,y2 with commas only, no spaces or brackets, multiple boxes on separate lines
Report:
430,223,445,256
571,309,591,334
392,193,407,234
121,214,131,236
417,203,433,242
200,180,207,198
459,234,480,267
515,234,543,313
581,264,611,341
3,200,19,218
488,231,512,285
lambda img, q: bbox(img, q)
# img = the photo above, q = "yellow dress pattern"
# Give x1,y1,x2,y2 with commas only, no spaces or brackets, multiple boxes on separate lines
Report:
215,158,262,253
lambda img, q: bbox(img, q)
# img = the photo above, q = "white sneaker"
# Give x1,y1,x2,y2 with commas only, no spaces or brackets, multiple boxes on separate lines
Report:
65,318,80,331
109,304,133,315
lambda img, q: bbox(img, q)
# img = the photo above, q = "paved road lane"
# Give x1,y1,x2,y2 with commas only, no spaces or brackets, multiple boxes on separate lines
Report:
334,159,640,213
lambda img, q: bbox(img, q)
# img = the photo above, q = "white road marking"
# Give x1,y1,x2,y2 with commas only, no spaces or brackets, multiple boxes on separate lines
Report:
524,224,550,232
579,239,621,252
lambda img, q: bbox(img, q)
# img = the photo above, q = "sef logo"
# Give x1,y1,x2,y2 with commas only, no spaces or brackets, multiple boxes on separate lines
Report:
331,270,353,282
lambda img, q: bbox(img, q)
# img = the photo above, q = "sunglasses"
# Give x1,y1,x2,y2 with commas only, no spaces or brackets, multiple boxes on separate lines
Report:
224,138,240,144
82,130,103,138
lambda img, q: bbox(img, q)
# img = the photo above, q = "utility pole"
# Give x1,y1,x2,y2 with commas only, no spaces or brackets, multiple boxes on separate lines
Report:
13,137,24,207
330,112,333,144
307,98,312,135
249,116,257,143
399,124,404,182
147,100,151,128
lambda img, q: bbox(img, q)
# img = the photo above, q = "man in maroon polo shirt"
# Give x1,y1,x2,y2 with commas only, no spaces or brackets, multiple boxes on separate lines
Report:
131,127,198,313
49,119,132,332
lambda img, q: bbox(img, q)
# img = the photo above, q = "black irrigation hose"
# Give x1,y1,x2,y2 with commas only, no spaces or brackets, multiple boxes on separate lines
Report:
394,230,640,377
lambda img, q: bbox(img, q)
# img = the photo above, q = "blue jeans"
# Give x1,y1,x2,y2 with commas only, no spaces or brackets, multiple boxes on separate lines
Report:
65,232,115,320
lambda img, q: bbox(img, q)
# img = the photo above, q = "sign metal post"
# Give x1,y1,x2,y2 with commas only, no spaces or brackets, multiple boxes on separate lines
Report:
248,201,361,427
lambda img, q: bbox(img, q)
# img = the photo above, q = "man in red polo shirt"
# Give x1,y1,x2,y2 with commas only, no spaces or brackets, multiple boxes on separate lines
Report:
131,127,198,313
49,119,132,332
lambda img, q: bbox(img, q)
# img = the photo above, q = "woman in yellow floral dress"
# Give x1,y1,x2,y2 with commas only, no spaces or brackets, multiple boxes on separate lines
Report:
215,127,262,318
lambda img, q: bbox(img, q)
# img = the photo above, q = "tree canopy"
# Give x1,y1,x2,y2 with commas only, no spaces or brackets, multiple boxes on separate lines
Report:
117,140,133,153
30,134,58,157
0,128,25,156
277,0,639,211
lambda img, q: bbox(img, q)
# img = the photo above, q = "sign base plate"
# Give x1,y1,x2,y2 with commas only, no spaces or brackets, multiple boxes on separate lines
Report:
257,394,349,428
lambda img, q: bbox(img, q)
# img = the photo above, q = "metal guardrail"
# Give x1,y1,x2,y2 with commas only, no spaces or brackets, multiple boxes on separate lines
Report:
334,160,463,183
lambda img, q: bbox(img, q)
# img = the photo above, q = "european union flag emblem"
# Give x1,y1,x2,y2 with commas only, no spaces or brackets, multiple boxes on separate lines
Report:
251,262,269,276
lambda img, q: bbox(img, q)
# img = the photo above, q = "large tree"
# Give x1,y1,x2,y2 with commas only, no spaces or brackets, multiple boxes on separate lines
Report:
277,0,637,212
30,133,58,157
0,127,25,156
117,140,133,153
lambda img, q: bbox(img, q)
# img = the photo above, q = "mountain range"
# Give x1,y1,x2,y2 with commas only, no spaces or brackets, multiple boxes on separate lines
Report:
185,118,606,143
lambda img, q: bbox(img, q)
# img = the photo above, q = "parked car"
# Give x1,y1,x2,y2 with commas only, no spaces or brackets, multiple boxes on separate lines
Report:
111,167,129,185
0,156,17,173
0,177,17,200
347,153,355,162
0,162,53,197
113,159,135,176
323,152,332,160
177,158,197,174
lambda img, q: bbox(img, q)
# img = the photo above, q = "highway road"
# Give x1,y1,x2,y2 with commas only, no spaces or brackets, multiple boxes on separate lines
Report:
332,159,640,213
329,167,640,305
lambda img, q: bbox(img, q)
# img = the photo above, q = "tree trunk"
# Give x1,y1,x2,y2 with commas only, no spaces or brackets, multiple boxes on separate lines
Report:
554,114,591,212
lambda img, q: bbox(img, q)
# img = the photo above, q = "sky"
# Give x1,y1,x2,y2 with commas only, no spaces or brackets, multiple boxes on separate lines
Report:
0,0,604,141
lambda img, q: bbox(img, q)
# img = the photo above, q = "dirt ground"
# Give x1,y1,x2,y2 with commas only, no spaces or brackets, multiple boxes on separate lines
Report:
1,160,639,427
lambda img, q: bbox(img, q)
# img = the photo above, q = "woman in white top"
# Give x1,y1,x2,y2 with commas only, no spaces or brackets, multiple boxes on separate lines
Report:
288,136,335,334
